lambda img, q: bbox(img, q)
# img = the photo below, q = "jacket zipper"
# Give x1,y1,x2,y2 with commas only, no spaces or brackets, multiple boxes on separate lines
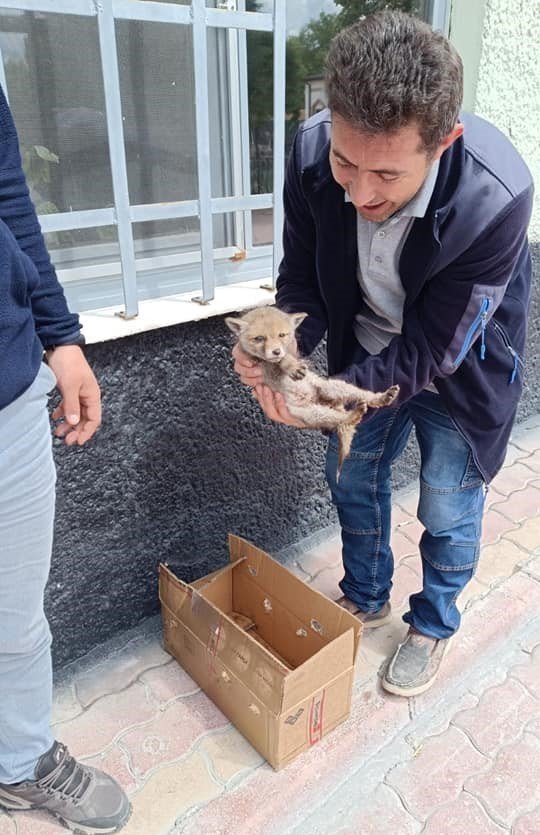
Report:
454,297,491,368
490,320,525,383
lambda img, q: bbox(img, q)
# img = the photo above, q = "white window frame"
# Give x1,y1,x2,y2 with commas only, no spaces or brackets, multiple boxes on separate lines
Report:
0,0,450,341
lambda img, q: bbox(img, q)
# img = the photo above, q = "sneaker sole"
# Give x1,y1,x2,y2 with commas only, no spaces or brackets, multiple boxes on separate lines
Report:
381,671,440,697
0,795,132,835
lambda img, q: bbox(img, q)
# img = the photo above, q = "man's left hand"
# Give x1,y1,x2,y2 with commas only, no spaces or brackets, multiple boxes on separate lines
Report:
45,345,102,445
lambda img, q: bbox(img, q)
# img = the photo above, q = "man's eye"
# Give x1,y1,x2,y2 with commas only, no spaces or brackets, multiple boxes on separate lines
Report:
336,159,351,168
380,174,399,182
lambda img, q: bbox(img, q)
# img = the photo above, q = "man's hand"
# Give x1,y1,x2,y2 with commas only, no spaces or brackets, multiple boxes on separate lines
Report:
45,345,101,446
232,343,265,387
253,385,307,427
231,343,306,427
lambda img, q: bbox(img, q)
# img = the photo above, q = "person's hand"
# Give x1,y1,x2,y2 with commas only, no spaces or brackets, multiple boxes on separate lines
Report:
232,343,265,387
253,385,307,428
45,345,101,445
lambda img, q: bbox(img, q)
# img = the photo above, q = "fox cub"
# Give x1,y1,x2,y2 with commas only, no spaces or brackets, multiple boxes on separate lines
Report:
226,306,399,475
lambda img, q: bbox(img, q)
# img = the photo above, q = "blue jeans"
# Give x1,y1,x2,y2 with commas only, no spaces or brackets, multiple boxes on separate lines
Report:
326,389,486,640
0,364,56,783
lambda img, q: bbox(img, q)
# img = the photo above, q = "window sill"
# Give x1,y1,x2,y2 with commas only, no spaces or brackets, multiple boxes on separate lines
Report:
79,278,275,344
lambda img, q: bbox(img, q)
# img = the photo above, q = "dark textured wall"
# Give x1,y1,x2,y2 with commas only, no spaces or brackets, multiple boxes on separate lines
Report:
47,245,540,667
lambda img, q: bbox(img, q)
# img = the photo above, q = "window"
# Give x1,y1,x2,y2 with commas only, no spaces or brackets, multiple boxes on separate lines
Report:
0,0,448,327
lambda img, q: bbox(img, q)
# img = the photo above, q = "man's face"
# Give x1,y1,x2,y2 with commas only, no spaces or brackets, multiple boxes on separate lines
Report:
329,113,462,223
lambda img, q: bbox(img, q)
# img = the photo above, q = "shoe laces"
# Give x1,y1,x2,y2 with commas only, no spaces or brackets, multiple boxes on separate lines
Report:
35,744,92,805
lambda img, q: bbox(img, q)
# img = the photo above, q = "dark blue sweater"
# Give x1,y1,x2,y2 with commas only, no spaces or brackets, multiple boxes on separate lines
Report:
0,85,81,410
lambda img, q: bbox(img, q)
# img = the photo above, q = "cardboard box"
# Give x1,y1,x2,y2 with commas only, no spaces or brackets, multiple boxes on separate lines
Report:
159,534,362,770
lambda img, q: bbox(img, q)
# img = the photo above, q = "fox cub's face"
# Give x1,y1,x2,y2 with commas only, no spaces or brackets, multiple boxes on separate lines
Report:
226,307,307,362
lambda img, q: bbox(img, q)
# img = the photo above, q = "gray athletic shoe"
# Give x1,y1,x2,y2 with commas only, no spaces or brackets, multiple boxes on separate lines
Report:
336,597,393,628
382,628,450,696
0,741,131,834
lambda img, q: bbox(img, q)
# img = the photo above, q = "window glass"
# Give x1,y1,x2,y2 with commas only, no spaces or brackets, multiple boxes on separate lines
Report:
0,10,113,213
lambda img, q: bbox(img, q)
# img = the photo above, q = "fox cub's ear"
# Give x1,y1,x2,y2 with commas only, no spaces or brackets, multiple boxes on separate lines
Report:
290,312,308,329
225,316,247,334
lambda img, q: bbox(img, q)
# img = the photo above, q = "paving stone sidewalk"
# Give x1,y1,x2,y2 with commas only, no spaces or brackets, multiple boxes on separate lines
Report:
2,416,540,835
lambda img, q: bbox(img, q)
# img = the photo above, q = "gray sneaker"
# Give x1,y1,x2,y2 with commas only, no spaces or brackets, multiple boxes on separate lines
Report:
382,628,450,696
336,597,393,628
0,741,131,834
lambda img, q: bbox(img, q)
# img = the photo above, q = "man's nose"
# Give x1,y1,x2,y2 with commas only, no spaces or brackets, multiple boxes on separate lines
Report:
347,175,377,207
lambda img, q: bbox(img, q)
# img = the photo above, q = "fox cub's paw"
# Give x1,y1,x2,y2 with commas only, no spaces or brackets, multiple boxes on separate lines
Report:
369,384,400,408
379,384,400,406
289,362,308,381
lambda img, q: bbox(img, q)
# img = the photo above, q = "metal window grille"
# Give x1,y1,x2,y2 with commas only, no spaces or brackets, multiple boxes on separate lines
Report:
0,0,286,319
0,0,450,320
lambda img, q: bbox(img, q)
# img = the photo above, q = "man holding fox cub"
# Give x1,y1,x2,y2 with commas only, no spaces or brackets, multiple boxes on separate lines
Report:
233,11,533,696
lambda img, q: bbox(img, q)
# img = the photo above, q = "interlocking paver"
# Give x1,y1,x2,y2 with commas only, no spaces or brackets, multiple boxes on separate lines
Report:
0,813,15,835
422,793,507,835
391,561,421,610
394,488,420,516
55,681,157,759
475,539,529,588
489,461,538,495
509,645,540,699
309,563,343,599
296,538,342,576
199,727,263,785
521,449,540,475
1,811,64,834
511,426,540,453
453,677,539,757
505,516,540,552
391,528,417,561
74,637,170,708
456,576,489,612
492,483,540,524
386,726,489,821
81,745,138,795
342,784,422,834
118,692,229,779
121,750,222,835
50,682,84,727
481,508,519,546
139,659,200,706
523,554,540,581
512,807,540,834
465,732,540,827
398,517,425,545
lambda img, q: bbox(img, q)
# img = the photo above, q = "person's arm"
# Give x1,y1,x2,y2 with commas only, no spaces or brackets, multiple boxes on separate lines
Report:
0,84,81,348
275,128,328,356
0,85,100,444
340,186,533,401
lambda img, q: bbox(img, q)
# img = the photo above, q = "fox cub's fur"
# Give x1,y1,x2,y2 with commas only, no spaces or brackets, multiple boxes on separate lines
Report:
226,306,399,476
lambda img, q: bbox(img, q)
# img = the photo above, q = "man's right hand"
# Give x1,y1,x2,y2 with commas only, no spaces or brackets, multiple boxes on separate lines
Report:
232,343,265,387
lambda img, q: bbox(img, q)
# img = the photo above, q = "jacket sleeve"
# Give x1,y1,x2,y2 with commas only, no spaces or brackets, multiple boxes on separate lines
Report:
0,84,82,348
275,130,328,356
339,185,533,400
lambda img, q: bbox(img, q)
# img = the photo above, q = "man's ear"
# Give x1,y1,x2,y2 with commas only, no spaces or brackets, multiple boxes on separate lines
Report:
290,312,308,330
225,316,247,335
433,122,464,160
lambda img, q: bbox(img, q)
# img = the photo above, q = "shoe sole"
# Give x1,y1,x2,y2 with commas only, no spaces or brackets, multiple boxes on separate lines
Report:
381,639,451,697
0,795,132,835
336,597,393,629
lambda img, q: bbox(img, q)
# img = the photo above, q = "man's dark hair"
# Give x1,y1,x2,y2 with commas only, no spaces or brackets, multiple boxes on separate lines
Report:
325,11,463,153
